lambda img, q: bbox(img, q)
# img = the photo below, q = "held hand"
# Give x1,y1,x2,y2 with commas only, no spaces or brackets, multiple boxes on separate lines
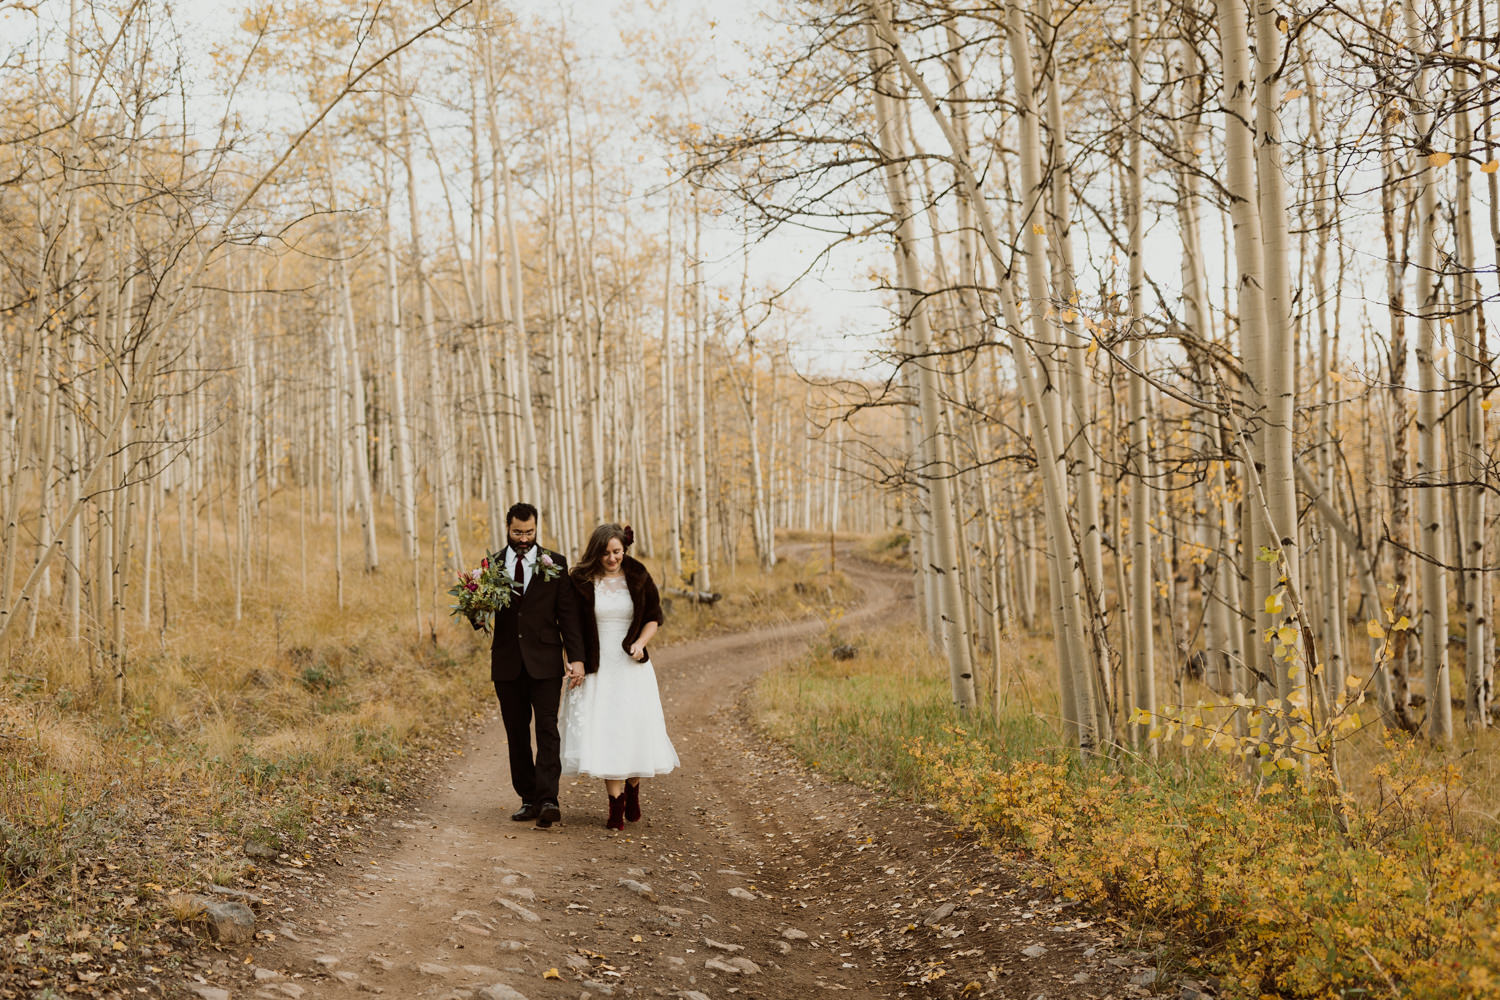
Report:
565,661,585,689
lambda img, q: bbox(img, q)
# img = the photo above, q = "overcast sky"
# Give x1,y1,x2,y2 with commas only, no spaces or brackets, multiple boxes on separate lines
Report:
0,0,901,375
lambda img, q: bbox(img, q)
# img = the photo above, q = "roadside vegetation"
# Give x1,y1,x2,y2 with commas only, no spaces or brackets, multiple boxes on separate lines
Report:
752,622,1500,1000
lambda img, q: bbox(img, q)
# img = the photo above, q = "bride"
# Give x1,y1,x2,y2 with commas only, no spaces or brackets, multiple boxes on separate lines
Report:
559,522,679,830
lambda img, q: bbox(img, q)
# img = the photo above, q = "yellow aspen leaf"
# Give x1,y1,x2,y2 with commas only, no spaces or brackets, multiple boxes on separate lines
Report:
1148,726,1164,740
1273,643,1288,659
1393,615,1411,631
1264,592,1284,614
1328,368,1343,383
1266,698,1283,711
1275,13,1289,31
1366,619,1386,639
1483,400,1493,411
544,969,562,980
1280,87,1304,105
1276,625,1298,645
1345,674,1364,689
1259,760,1278,777
1428,151,1453,167
1483,159,1499,174
1031,222,1046,235
1182,734,1196,747
1276,758,1299,771
1061,309,1077,323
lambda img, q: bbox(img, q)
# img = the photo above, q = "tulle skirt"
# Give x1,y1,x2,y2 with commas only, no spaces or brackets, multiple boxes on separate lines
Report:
559,652,679,780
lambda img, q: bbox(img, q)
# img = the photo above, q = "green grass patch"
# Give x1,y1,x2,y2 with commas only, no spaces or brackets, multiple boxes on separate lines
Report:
753,624,1500,1000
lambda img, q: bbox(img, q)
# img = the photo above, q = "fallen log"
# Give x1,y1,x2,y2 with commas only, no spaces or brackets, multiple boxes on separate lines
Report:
665,587,723,605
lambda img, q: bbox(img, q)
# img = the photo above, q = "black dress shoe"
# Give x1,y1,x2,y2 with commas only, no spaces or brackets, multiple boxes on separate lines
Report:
511,802,541,822
536,801,561,827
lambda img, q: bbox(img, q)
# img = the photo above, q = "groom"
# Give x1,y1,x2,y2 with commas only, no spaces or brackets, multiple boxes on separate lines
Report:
491,502,585,828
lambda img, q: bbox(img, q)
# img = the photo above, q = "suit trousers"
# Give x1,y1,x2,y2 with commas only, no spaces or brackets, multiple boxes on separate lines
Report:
493,667,563,805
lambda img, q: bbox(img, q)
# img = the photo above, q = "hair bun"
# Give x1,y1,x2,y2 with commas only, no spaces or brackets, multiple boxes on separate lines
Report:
621,524,635,550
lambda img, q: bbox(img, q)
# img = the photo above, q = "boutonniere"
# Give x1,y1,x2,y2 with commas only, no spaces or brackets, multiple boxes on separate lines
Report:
535,551,563,582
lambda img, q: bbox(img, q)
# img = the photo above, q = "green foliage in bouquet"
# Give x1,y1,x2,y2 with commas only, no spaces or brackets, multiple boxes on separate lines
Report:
447,551,515,633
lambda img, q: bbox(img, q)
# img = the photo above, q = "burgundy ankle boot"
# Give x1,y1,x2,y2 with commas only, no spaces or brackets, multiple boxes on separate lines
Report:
606,793,626,831
624,781,641,823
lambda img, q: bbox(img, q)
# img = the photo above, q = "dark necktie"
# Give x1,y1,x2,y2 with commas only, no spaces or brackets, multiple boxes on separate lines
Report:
514,550,525,592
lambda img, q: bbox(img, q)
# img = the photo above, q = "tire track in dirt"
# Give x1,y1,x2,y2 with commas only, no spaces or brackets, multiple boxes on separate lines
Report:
193,557,1170,1000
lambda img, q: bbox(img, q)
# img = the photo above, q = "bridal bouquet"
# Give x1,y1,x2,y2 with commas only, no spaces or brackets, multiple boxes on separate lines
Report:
448,551,514,633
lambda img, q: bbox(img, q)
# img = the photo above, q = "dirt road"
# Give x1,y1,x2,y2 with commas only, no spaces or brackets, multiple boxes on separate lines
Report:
192,559,1168,1000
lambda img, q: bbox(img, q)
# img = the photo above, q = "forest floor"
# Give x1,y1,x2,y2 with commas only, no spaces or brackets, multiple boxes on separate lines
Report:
182,557,1174,1000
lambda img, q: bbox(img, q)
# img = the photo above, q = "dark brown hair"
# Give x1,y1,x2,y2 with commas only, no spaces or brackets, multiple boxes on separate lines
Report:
571,523,628,581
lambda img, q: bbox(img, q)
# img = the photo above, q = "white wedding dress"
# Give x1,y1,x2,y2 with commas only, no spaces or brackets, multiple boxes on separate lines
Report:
560,576,679,779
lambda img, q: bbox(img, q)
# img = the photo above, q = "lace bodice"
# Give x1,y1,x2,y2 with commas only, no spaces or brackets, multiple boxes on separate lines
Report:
594,576,634,643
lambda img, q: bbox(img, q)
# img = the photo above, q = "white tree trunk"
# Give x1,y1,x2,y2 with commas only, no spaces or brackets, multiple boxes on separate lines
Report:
1405,0,1453,743
866,12,976,708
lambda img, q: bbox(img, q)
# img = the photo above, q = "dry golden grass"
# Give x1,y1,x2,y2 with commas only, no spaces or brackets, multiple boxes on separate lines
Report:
638,548,860,644
0,491,853,995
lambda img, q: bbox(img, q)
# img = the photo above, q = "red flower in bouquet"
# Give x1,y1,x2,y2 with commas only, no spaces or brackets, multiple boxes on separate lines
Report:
447,551,514,633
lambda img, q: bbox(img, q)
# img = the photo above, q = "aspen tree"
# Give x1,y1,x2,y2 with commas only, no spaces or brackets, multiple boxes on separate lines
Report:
331,210,381,575
1450,12,1489,730
501,154,544,514
870,1,1097,745
1037,0,1111,730
1169,27,1242,704
1126,0,1155,750
1001,0,1102,740
865,9,976,709
1404,0,1453,743
1475,0,1499,726
396,76,463,572
1372,5,1419,731
690,193,713,593
1215,0,1275,707
1251,0,1304,713
561,76,608,527
729,269,775,572
1294,31,1348,703
379,91,419,567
